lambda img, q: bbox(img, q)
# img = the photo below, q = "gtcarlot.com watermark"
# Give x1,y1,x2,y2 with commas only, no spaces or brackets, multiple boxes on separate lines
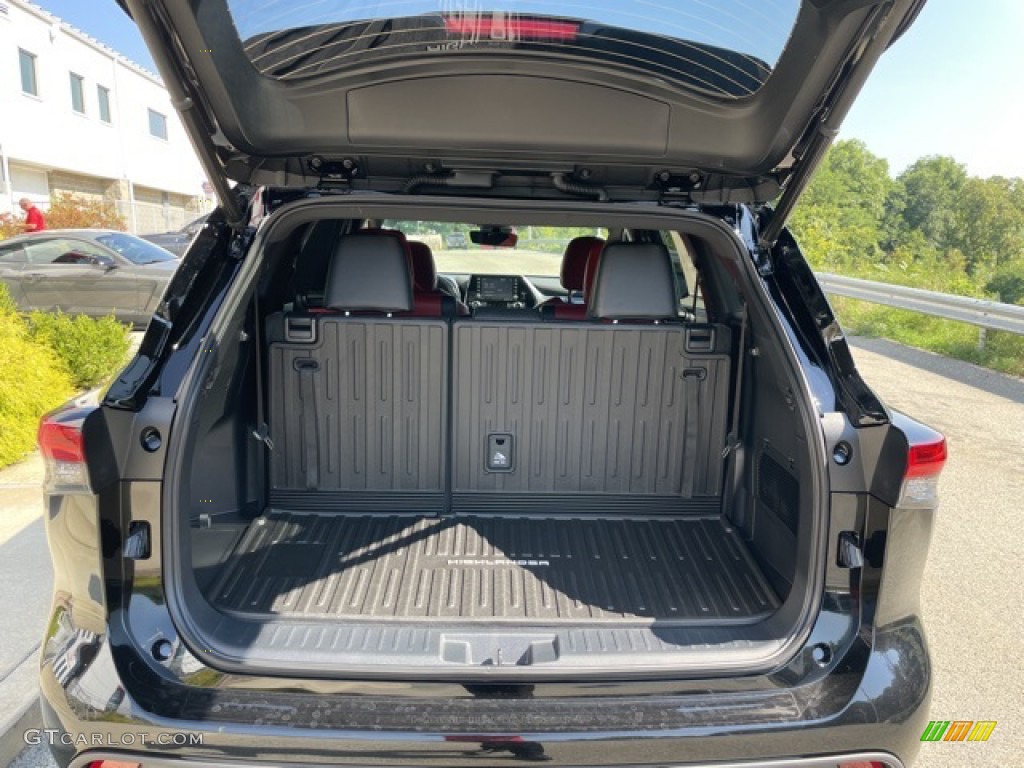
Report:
24,729,204,747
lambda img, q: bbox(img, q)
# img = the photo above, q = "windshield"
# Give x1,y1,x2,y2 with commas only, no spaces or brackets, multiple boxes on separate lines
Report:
95,233,178,265
228,1,799,98
384,222,606,276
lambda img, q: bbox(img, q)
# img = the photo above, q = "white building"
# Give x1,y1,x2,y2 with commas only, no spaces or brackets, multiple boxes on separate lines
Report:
0,0,211,234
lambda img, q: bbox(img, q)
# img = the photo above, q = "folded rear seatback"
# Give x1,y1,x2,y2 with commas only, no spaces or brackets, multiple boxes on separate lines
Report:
450,320,731,513
449,241,732,514
266,314,449,510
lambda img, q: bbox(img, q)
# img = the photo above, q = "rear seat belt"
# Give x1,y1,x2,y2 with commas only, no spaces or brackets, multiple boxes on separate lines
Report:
297,358,320,490
675,269,712,496
679,274,705,497
681,362,701,498
722,305,748,513
250,289,273,474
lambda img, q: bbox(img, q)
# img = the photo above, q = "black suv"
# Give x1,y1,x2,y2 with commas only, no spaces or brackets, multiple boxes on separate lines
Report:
37,1,944,767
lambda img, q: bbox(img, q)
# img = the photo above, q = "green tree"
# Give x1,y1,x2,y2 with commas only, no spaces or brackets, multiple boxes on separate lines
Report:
790,139,894,269
896,155,968,251
880,180,908,251
951,176,1024,280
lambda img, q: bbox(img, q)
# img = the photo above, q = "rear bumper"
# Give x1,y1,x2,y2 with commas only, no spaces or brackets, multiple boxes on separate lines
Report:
39,613,931,768
66,755,906,768
41,446,935,768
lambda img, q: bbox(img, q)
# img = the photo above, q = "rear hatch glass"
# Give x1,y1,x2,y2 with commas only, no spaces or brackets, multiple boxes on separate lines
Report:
132,0,921,202
228,0,800,98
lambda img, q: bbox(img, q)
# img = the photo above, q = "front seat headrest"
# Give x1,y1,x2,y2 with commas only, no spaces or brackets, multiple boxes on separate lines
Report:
561,236,604,293
580,239,605,301
324,231,413,313
589,242,678,321
408,241,438,292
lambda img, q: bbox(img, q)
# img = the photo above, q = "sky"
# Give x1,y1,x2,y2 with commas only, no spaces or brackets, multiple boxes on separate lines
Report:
839,0,1024,179
34,0,157,70
31,0,1024,180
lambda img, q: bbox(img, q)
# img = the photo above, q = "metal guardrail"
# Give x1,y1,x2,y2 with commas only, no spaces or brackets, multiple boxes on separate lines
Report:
816,273,1024,335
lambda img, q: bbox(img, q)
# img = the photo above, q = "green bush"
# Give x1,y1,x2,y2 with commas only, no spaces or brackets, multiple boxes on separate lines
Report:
986,261,1024,305
0,286,74,467
27,311,132,389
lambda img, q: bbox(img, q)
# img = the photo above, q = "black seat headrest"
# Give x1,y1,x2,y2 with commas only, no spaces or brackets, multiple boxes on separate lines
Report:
324,232,413,313
589,242,678,321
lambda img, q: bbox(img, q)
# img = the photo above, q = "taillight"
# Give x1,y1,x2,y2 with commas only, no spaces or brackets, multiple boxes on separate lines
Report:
38,408,90,491
898,433,947,507
837,762,887,768
86,761,141,768
906,437,947,478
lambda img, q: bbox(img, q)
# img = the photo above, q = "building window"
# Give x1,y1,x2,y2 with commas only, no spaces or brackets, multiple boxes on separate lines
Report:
148,108,168,140
19,49,38,96
97,85,111,123
69,73,85,114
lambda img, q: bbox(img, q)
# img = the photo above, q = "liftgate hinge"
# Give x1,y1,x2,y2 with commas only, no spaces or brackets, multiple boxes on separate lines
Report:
308,156,361,190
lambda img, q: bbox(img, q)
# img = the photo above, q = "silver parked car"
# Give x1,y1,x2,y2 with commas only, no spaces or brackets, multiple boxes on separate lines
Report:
0,229,179,325
141,213,209,256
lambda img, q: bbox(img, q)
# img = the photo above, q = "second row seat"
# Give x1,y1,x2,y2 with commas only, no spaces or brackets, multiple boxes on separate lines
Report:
266,230,731,512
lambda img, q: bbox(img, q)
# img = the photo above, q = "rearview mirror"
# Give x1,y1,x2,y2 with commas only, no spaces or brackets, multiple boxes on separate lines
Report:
470,226,518,248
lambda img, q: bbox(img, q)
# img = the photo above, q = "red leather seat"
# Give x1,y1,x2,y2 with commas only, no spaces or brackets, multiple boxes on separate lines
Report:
560,236,604,299
546,239,604,320
408,240,439,295
408,240,467,316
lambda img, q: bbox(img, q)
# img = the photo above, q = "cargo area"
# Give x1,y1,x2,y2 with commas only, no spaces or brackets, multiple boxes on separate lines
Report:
166,205,824,678
200,512,778,624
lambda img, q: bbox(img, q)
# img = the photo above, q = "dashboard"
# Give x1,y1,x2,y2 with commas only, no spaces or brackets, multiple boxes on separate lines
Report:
465,274,538,309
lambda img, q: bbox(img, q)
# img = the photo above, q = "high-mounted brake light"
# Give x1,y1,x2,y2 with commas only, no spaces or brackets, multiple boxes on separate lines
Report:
898,434,947,507
444,15,580,41
837,761,887,768
38,409,90,491
86,761,141,768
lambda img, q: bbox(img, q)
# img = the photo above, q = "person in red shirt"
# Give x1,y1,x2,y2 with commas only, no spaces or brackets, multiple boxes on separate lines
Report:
19,198,46,232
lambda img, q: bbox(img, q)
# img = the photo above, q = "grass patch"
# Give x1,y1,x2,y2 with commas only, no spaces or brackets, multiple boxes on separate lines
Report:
832,297,1024,378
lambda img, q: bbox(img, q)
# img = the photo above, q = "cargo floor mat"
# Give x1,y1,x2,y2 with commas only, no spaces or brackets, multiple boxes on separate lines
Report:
207,512,778,624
